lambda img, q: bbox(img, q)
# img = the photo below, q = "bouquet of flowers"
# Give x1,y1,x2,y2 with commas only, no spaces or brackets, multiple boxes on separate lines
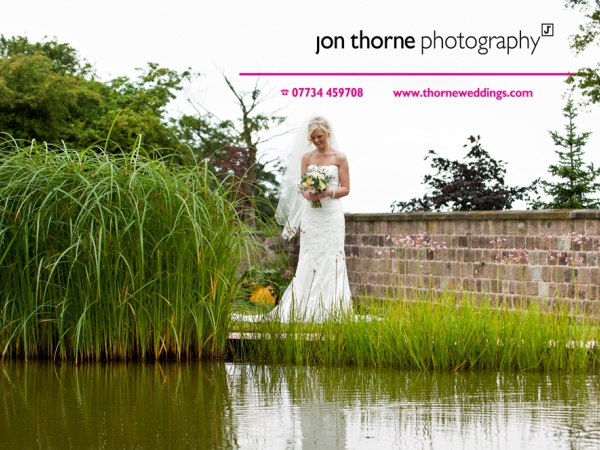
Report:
299,167,334,208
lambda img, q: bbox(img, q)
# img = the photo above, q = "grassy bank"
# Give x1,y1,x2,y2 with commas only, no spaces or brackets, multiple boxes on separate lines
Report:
0,138,252,361
1,139,598,371
231,295,599,372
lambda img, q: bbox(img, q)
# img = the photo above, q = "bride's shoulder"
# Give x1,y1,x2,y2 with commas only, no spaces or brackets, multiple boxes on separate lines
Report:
301,152,314,166
334,151,349,165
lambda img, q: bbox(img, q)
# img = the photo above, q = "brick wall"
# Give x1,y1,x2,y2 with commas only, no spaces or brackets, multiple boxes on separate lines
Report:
344,210,600,309
268,210,600,309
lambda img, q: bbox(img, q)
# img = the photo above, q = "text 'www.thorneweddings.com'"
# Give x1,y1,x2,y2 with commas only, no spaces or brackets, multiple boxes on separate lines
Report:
393,87,534,100
279,87,534,100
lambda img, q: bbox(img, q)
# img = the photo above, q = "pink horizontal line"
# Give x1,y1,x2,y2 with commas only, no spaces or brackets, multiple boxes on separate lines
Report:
239,72,572,77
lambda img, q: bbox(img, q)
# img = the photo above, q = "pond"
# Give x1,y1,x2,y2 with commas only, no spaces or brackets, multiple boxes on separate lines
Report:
1,362,599,449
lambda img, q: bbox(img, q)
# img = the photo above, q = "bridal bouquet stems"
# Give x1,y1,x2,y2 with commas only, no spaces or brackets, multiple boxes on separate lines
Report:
299,167,334,208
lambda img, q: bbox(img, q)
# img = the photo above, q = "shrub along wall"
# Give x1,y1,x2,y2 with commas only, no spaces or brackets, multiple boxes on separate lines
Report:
268,210,600,311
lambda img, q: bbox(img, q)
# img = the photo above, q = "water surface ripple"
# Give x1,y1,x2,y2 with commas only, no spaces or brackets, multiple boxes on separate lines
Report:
1,362,598,449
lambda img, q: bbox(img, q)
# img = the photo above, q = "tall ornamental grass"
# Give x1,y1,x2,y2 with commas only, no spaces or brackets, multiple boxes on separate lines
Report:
231,294,599,372
0,137,252,361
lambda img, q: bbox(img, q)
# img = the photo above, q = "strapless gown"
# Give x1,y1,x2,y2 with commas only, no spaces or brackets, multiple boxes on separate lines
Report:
275,164,353,322
234,165,353,322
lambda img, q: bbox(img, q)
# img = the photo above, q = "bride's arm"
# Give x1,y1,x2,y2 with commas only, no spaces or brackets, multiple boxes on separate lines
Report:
325,153,350,199
300,153,315,200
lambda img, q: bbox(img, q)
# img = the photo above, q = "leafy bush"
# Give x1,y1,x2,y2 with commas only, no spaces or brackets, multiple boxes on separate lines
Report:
391,135,538,212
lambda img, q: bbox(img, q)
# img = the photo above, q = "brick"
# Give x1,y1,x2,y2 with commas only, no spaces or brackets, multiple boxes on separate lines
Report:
514,265,526,280
506,221,519,235
433,248,448,262
481,279,491,293
524,282,539,296
454,221,468,235
514,236,526,249
448,236,458,248
474,235,487,249
557,283,570,297
463,249,475,263
466,221,483,235
373,221,387,234
578,268,592,284
442,221,455,235
549,266,562,283
529,251,541,265
465,278,475,291
361,221,375,234
500,236,513,249
559,221,573,235
369,235,381,247
541,266,552,282
482,221,491,235
270,212,600,306
527,220,540,235
348,246,360,258
544,220,561,235
571,220,586,234
344,220,356,234
564,268,579,283
524,236,536,250
585,220,600,236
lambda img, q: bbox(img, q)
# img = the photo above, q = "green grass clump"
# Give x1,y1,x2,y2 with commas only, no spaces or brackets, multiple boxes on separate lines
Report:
230,294,599,372
0,137,252,361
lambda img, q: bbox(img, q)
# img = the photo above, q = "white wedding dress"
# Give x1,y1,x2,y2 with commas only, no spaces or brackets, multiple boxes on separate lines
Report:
274,165,353,322
233,165,353,323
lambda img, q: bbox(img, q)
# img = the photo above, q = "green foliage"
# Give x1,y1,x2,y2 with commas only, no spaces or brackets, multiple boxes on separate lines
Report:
0,35,285,223
0,34,93,76
391,136,538,212
231,295,599,372
533,99,600,209
0,51,100,145
565,0,600,104
0,137,254,361
0,35,190,153
234,252,292,314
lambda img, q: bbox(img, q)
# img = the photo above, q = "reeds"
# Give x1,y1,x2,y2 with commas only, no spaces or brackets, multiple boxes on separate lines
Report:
230,294,599,372
2,137,598,371
0,137,252,361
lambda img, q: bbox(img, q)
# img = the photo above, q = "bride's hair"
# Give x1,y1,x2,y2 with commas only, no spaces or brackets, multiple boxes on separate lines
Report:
307,116,332,145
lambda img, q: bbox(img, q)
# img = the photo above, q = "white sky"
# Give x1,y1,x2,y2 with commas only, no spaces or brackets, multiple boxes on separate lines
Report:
2,0,600,213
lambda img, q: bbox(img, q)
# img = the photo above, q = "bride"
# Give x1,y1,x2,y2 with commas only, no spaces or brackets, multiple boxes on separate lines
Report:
235,115,354,322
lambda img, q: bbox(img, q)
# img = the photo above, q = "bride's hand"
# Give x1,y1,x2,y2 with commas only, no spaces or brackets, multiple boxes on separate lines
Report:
303,190,325,201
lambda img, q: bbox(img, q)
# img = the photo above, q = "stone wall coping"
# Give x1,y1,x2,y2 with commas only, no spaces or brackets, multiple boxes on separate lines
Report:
344,209,600,222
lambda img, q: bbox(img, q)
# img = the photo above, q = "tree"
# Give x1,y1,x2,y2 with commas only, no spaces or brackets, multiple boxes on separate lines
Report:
90,63,191,154
565,0,600,105
0,51,99,145
0,36,285,221
0,35,189,153
532,99,600,209
177,74,287,222
391,136,538,212
0,34,92,76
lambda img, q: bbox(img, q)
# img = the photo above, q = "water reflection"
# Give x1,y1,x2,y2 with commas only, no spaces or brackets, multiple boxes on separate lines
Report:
1,362,599,449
